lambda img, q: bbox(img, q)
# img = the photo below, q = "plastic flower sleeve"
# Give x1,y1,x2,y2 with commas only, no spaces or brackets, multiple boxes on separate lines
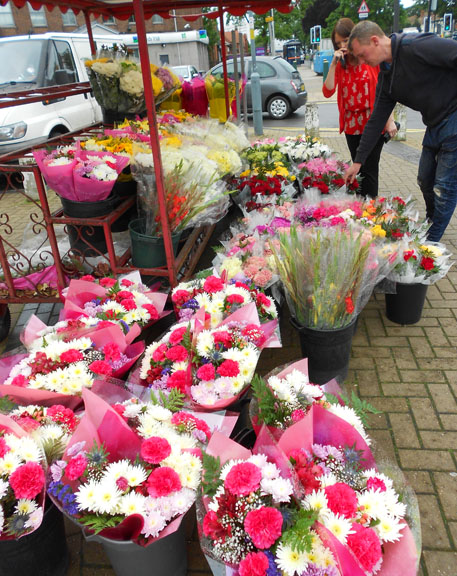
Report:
32,148,78,200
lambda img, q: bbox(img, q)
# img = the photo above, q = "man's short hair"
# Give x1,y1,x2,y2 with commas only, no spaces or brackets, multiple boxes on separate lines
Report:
348,20,385,50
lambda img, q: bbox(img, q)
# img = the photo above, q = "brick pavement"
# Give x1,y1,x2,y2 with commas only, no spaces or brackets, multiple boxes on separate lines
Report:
1,125,457,575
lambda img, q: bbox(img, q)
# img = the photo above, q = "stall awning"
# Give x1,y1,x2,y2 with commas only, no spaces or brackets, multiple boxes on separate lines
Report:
0,0,296,21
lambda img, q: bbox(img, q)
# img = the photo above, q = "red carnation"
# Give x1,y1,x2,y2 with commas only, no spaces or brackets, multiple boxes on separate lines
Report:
65,453,88,481
347,522,382,572
99,277,117,288
421,256,435,271
167,370,188,392
60,349,84,363
239,552,269,576
226,294,245,305
88,360,113,376
203,510,227,540
196,363,216,381
324,482,358,519
165,345,188,363
141,436,172,464
9,461,45,499
143,303,159,320
203,276,225,293
146,466,182,497
244,506,283,549
217,359,239,378
171,289,191,306
168,326,188,345
212,331,232,348
120,299,137,311
224,462,262,496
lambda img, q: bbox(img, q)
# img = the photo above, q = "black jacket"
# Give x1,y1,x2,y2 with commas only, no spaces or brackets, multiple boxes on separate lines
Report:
355,32,457,164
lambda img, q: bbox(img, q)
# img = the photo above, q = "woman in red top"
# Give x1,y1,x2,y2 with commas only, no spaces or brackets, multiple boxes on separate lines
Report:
323,18,397,197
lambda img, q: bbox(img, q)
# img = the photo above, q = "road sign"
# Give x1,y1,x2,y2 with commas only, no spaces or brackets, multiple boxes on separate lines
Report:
358,0,370,19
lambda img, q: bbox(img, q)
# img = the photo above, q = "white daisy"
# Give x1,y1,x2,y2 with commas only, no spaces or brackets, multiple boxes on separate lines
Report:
276,542,308,576
119,492,147,516
93,481,123,514
321,512,354,545
375,514,406,543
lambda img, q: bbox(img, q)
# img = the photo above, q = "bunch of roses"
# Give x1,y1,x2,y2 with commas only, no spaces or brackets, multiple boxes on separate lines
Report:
293,443,408,575
294,198,364,228
387,240,453,285
73,275,160,328
238,174,290,199
298,157,359,194
48,422,202,542
201,453,338,576
171,274,277,325
0,429,46,539
4,337,129,394
111,399,211,446
8,404,79,460
360,195,427,241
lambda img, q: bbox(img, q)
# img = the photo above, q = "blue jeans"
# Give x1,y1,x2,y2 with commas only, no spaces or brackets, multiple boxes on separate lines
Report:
418,108,457,241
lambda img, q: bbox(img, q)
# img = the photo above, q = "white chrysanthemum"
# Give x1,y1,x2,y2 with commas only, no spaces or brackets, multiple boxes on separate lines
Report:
375,514,405,542
327,404,371,445
0,478,9,499
38,424,67,442
276,542,308,576
196,331,214,358
170,361,189,373
75,479,99,511
230,377,247,394
358,489,386,520
261,477,293,503
169,487,195,515
258,461,280,480
123,309,141,324
15,498,39,516
318,472,338,488
321,512,354,545
141,404,172,422
119,492,147,516
195,293,212,309
0,452,22,475
93,481,123,514
302,490,329,517
153,495,174,521
208,485,225,513
105,460,131,481
142,510,166,538
24,507,43,530
122,403,143,419
126,464,148,487
247,453,269,469
190,384,218,406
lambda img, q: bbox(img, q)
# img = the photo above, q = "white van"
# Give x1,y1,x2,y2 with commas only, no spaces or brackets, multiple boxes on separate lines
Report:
0,33,108,157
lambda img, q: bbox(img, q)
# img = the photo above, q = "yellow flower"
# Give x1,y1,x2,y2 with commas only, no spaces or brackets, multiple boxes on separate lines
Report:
371,224,387,237
421,244,442,257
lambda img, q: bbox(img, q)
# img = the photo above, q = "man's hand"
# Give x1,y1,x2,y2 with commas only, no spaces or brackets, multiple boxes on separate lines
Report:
345,162,361,185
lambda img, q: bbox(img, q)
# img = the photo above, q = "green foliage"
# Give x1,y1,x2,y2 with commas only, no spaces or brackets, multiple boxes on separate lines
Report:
195,268,215,279
325,390,382,427
80,513,125,534
202,451,222,497
251,374,287,427
0,395,17,414
280,508,318,553
41,436,68,466
150,387,185,413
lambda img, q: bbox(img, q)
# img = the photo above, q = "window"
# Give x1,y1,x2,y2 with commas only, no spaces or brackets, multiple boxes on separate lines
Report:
102,15,115,25
0,4,15,28
45,41,78,85
152,14,164,24
159,54,169,66
62,11,77,26
255,62,276,79
29,6,47,27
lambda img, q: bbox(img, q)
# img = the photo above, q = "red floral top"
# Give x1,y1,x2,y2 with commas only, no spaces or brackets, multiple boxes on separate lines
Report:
322,61,380,135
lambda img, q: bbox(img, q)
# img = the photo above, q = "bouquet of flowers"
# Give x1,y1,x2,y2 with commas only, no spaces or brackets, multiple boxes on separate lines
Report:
294,196,365,228
198,432,340,576
241,140,290,172
271,223,396,329
48,389,203,545
0,414,46,539
139,304,276,409
59,273,167,330
277,134,333,165
205,73,239,123
298,156,360,195
171,273,278,326
387,240,453,285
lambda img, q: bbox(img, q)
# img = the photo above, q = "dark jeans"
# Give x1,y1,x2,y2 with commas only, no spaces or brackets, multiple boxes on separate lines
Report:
418,108,457,242
345,133,385,198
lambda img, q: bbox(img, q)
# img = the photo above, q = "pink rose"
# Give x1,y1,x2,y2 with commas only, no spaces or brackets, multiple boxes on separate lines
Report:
244,507,283,549
224,462,262,496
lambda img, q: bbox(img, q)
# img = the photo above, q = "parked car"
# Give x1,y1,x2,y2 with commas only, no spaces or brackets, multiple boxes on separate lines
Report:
206,56,307,120
171,64,200,82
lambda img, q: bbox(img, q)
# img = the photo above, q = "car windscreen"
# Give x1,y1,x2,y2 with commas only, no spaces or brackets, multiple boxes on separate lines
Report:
172,66,189,77
0,40,45,85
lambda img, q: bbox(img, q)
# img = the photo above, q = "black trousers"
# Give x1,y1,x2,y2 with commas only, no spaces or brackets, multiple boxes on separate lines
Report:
345,133,385,198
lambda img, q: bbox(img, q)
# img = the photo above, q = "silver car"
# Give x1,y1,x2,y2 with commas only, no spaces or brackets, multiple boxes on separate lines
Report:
171,64,200,82
207,56,307,120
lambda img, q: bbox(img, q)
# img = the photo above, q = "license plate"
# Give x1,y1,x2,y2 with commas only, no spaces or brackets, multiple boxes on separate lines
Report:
300,84,305,92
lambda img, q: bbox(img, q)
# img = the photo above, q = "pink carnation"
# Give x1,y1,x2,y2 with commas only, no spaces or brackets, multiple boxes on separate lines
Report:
167,370,188,393
65,453,88,481
217,359,239,378
367,476,387,492
10,374,29,387
146,466,182,497
120,279,134,287
172,289,191,306
226,294,245,305
143,303,159,320
203,276,225,293
0,437,10,458
196,363,216,381
140,437,172,464
165,345,188,363
99,277,117,287
60,349,84,363
9,461,45,499
168,326,188,345
224,462,262,496
291,409,306,422
244,506,283,549
103,342,121,362
252,270,273,288
212,331,232,348
80,275,95,282
120,299,137,310
239,552,269,576
117,290,133,300
324,483,358,519
347,522,382,573
152,343,168,362
88,360,113,376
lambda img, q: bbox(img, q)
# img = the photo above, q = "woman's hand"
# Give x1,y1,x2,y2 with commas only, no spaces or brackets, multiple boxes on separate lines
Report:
332,48,347,67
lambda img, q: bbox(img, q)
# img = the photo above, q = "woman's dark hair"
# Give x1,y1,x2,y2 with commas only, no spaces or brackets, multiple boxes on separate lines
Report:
331,18,355,50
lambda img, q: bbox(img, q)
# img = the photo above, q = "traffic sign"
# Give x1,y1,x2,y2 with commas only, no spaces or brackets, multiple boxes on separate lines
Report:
358,0,370,16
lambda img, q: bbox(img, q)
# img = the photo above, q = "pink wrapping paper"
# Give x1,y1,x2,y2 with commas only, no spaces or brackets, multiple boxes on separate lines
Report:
0,352,28,382
73,151,130,202
205,430,251,466
315,521,366,576
377,523,419,576
33,149,77,199
0,383,83,410
181,78,209,116
0,265,65,292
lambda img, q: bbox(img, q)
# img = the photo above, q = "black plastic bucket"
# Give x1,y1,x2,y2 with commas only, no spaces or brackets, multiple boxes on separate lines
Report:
0,502,69,576
102,110,144,125
290,316,357,385
385,282,428,325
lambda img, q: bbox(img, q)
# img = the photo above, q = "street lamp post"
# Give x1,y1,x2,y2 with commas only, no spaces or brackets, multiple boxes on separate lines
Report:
249,11,263,135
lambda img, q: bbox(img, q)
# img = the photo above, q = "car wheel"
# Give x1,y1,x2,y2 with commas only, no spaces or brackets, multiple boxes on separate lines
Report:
267,95,291,120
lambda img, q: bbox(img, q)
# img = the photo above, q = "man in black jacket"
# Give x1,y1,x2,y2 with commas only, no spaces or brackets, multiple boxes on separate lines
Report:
344,20,457,241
